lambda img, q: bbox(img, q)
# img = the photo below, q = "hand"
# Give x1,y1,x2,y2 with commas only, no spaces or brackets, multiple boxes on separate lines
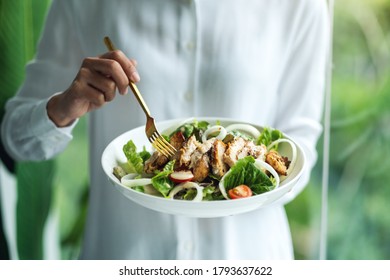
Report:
47,50,140,127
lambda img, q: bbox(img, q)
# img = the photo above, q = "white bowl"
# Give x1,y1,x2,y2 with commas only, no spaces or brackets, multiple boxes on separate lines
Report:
101,117,306,218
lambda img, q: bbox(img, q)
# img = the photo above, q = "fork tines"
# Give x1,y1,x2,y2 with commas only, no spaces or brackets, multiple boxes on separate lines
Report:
149,132,177,158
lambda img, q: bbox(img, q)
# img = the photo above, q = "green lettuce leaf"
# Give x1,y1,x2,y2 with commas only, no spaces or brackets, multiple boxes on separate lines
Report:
183,189,197,200
151,160,175,197
256,127,283,148
139,146,151,162
223,156,274,195
169,120,209,140
202,185,220,201
132,186,145,193
122,140,150,174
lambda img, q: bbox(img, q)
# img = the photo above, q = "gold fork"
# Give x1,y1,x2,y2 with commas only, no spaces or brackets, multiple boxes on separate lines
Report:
104,36,176,158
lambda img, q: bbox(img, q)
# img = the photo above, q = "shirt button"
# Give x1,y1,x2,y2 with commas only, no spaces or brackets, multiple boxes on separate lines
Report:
184,91,193,101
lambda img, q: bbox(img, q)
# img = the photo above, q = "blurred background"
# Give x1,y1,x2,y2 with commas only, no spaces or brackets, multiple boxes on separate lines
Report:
1,0,390,260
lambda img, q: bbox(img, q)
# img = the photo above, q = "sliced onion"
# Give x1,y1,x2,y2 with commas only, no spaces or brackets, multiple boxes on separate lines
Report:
168,182,204,201
218,169,233,200
225,124,261,139
267,138,297,178
201,125,227,143
121,173,152,188
253,160,280,189
219,160,280,200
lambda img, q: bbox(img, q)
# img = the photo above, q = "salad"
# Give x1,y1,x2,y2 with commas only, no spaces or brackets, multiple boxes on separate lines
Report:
113,120,297,201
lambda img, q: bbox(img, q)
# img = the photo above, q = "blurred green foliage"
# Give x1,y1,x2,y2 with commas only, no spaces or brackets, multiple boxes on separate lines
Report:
0,0,88,259
54,117,88,259
287,0,390,259
0,0,54,260
0,0,51,116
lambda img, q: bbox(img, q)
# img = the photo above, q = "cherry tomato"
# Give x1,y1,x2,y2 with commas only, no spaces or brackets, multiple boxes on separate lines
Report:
228,184,252,199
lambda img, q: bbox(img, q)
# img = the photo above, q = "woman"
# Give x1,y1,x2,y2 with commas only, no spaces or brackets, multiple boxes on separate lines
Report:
1,0,329,259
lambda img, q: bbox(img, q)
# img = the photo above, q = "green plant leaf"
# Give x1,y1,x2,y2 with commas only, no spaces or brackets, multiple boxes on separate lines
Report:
16,160,55,260
0,0,53,260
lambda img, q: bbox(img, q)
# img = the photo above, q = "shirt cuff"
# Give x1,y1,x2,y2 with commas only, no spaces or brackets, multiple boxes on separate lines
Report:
30,95,79,142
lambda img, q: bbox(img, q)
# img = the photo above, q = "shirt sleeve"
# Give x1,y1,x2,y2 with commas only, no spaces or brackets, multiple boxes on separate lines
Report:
274,0,330,204
1,0,83,161
1,94,78,161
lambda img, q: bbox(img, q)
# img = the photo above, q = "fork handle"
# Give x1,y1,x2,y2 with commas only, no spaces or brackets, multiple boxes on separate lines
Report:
128,82,151,117
103,36,151,117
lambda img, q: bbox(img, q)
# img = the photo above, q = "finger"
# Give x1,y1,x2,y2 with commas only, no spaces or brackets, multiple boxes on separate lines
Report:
82,57,129,94
72,80,106,108
85,86,106,107
87,83,116,102
77,66,117,101
87,72,117,102
130,58,138,67
101,50,140,83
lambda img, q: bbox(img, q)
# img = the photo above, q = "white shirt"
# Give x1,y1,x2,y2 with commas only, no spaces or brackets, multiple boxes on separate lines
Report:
1,0,329,259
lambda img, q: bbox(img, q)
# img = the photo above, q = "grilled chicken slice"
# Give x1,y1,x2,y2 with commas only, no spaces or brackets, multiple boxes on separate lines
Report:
247,141,267,161
265,150,289,176
144,151,169,174
169,131,186,150
236,140,252,160
144,132,186,174
192,154,210,182
189,138,215,169
211,140,228,177
177,135,199,168
223,137,246,167
199,138,215,153
236,140,267,160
